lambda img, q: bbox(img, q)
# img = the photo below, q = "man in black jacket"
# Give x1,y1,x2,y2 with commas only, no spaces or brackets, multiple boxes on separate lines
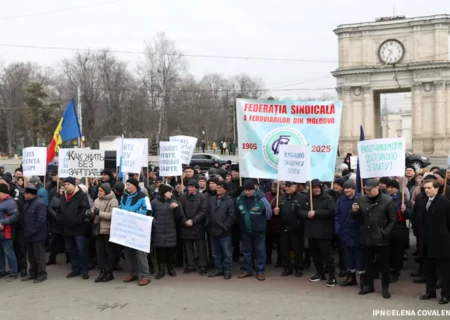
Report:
179,180,208,275
352,179,397,299
273,181,306,277
416,180,450,305
206,181,236,280
60,177,91,279
300,179,336,287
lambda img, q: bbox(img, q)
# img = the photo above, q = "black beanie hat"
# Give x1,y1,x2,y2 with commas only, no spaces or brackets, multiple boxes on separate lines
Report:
0,183,9,194
333,178,345,188
217,180,228,191
159,184,173,195
311,179,322,187
64,177,76,186
243,180,256,190
114,182,125,193
435,169,446,179
379,177,391,185
208,177,220,185
386,180,400,190
126,178,139,190
188,179,199,188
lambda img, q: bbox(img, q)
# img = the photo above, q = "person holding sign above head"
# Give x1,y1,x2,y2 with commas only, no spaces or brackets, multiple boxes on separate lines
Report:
60,177,91,280
273,181,306,278
351,179,397,299
206,181,236,280
236,180,272,281
299,179,336,287
92,183,119,283
152,184,182,280
121,178,152,286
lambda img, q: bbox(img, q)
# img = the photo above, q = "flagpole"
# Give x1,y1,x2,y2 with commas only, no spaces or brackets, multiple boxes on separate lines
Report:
77,86,83,148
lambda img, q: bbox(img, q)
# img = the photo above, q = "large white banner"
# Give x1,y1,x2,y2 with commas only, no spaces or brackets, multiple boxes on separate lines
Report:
109,208,153,253
22,147,47,176
357,137,405,179
57,148,104,178
116,138,148,169
169,135,197,165
277,144,311,183
159,141,182,176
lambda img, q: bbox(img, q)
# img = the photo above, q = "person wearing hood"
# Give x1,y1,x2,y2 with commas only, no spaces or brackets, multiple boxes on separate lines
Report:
273,181,306,277
179,180,208,275
22,186,47,283
386,179,413,283
29,176,49,206
151,184,181,279
300,179,337,287
335,180,364,287
60,177,91,280
121,178,152,286
0,183,19,281
236,180,272,281
0,174,27,277
92,183,119,283
352,179,397,299
47,185,68,266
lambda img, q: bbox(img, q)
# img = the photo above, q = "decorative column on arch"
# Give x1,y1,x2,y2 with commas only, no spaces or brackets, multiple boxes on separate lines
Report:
362,86,372,139
342,86,352,138
433,80,446,154
412,82,423,153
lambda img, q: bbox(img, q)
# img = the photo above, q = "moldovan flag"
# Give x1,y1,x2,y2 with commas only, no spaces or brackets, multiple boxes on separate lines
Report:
46,98,81,164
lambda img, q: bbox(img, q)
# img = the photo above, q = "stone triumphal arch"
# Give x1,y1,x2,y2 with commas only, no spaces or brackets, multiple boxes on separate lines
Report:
333,14,450,155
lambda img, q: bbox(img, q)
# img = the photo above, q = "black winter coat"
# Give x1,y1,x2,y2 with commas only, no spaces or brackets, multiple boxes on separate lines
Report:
353,192,397,246
23,197,47,243
206,194,236,237
59,188,91,237
48,193,64,234
151,198,181,247
414,194,450,259
300,190,335,240
179,192,207,240
278,192,306,232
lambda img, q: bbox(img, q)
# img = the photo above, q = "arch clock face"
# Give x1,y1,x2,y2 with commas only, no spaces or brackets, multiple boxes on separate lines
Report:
378,39,405,64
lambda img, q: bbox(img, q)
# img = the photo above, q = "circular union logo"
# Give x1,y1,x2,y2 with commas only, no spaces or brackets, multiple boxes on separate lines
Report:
262,127,308,169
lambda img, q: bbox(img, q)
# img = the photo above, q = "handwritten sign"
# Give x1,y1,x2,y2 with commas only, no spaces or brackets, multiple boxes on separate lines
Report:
120,140,144,174
357,137,405,179
277,144,311,183
116,138,148,169
169,135,197,165
109,208,153,253
22,147,47,176
350,156,358,170
57,148,104,178
159,141,182,176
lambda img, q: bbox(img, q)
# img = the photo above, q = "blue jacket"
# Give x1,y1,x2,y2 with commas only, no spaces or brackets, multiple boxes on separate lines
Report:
0,195,19,240
236,191,272,234
23,196,47,243
335,193,361,247
120,191,148,215
37,184,49,206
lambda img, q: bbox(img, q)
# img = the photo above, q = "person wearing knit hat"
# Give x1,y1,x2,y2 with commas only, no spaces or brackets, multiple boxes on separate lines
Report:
187,180,199,189
385,176,413,284
64,177,76,187
335,177,363,287
197,176,207,193
378,177,391,194
121,176,152,286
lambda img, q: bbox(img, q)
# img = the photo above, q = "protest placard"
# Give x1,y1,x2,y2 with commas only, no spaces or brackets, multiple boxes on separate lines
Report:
277,144,311,183
116,138,148,169
350,156,358,170
58,149,104,178
357,137,405,179
120,140,144,174
109,208,153,253
169,135,197,164
22,147,47,176
159,141,182,176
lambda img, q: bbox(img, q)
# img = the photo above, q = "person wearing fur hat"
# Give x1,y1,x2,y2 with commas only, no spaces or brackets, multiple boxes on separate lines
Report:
386,179,413,283
151,184,182,279
92,183,119,283
121,178,152,286
60,177,91,280
179,180,208,275
206,181,236,279
299,179,337,287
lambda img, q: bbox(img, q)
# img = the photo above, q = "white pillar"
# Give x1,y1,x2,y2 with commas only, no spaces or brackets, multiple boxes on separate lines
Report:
434,80,445,136
362,86,372,138
412,82,423,153
342,87,352,138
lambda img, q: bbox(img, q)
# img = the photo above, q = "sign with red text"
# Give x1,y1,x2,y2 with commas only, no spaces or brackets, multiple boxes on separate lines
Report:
236,99,342,181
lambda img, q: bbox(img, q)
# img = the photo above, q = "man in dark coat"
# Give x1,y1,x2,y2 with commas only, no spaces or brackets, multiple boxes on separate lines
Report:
273,181,306,277
416,179,450,305
60,177,91,279
300,179,336,287
179,180,208,275
206,181,236,279
265,181,282,267
328,178,346,277
352,179,397,299
21,186,47,283
386,179,413,283
47,185,67,265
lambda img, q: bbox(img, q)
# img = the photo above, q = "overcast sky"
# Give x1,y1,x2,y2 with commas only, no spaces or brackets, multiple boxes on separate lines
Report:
0,0,448,103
